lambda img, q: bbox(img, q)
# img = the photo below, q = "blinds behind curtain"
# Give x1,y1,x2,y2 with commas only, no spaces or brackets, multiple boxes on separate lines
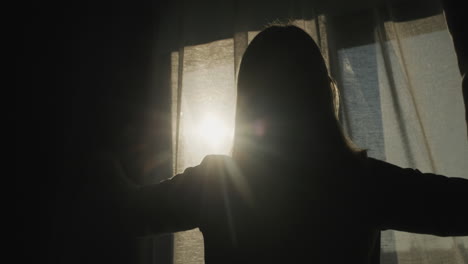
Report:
147,1,468,263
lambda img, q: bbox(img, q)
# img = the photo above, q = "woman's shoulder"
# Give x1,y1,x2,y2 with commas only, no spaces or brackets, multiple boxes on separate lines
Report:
200,154,234,165
364,157,420,175
175,155,236,183
198,155,240,179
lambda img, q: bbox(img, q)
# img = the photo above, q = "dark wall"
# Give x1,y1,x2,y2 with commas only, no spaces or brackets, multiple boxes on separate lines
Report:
442,0,468,133
17,1,170,263
16,0,468,263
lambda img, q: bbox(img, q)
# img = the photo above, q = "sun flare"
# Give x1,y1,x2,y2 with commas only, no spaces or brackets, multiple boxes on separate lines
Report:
196,113,233,151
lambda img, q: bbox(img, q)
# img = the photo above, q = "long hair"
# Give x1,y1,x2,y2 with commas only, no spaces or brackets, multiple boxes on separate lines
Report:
232,25,364,164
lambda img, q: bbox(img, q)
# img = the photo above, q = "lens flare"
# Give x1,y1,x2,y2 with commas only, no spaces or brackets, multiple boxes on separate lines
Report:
197,113,231,149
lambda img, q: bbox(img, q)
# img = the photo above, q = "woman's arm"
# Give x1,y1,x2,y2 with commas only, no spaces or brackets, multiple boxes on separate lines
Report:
123,165,204,236
90,152,205,237
368,158,468,236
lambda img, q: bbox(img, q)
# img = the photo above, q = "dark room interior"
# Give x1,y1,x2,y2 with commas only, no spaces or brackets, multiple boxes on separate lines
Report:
16,0,467,263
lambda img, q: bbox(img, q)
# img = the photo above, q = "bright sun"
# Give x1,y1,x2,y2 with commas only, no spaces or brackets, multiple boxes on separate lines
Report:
196,113,232,150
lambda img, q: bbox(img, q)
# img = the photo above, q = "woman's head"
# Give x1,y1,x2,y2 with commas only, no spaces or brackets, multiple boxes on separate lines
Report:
233,25,354,161
237,26,334,119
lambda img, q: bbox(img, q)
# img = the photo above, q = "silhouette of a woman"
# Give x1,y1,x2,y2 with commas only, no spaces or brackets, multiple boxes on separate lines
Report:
116,25,468,264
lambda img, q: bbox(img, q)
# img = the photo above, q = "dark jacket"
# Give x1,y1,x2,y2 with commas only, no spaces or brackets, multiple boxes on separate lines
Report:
126,155,467,263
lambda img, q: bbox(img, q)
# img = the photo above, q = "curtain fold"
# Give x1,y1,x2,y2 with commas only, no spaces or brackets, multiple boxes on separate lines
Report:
143,1,467,263
373,9,468,264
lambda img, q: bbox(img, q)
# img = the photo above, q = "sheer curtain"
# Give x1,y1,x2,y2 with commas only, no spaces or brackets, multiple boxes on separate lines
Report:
332,7,468,264
145,0,468,263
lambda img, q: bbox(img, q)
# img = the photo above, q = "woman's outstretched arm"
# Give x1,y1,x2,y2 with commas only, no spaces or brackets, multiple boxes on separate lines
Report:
368,158,468,236
91,153,205,237
123,165,204,236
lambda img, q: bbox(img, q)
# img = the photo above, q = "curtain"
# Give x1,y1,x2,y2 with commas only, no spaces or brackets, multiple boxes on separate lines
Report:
332,6,468,264
141,0,468,263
